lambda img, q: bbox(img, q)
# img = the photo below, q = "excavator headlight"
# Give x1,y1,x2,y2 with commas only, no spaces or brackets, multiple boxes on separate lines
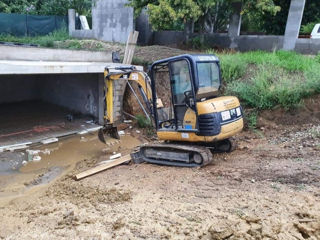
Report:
236,107,241,117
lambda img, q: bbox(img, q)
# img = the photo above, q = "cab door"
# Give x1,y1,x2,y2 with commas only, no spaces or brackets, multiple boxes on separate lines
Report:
169,59,196,130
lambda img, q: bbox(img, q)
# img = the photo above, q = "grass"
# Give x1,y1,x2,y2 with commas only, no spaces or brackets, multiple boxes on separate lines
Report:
207,50,320,111
315,53,320,63
0,27,70,48
246,110,258,129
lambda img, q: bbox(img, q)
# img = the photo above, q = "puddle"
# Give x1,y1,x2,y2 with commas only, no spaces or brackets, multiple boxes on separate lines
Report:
0,152,26,175
25,166,64,187
0,132,144,203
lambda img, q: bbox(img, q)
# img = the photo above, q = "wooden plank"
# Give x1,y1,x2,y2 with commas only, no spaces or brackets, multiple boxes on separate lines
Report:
123,31,139,64
75,154,131,180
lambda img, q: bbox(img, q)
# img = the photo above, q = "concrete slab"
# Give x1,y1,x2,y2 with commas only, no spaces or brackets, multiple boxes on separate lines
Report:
0,60,125,75
0,60,143,75
0,44,112,62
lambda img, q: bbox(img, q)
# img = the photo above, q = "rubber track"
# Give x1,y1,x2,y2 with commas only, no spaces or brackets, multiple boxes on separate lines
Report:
132,143,214,167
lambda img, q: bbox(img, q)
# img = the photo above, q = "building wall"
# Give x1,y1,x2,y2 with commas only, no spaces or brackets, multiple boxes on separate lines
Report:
70,0,134,44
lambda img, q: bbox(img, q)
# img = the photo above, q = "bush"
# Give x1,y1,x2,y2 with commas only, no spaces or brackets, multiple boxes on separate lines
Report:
300,22,318,35
135,114,152,128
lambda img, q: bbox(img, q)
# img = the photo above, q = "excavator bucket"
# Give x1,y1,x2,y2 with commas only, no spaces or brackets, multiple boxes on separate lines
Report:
98,125,120,143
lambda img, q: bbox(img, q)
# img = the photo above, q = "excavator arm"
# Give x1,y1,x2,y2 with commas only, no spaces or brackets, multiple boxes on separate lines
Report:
99,65,154,142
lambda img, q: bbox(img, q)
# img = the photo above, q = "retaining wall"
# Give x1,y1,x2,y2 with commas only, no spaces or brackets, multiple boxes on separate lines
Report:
151,31,320,54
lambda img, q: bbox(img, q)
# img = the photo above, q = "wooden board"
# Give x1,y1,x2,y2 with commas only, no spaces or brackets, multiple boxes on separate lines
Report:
75,154,131,180
123,31,139,64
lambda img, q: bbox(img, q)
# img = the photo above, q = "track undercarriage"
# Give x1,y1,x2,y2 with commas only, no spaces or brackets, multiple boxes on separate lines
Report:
131,139,235,167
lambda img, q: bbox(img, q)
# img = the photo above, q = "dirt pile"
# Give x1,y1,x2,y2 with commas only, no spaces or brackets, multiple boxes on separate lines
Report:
135,45,198,63
259,95,320,127
46,174,132,207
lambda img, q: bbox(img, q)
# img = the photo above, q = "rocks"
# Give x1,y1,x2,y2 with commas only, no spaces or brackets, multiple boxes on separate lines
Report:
208,222,234,240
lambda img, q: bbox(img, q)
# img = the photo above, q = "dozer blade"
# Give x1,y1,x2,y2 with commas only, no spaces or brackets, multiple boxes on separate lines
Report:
98,125,120,143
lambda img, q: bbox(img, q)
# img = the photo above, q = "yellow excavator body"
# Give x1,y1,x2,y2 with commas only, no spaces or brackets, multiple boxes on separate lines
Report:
157,96,243,142
99,54,244,167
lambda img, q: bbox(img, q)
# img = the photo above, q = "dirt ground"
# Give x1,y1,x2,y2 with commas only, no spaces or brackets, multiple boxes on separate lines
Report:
0,102,320,239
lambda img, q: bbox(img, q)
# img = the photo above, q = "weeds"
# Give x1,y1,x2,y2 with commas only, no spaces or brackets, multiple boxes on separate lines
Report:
0,27,70,48
135,114,155,138
136,114,152,128
246,111,258,129
219,54,247,83
211,50,320,110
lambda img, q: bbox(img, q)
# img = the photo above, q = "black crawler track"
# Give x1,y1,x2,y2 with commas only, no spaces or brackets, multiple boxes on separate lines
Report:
131,143,214,167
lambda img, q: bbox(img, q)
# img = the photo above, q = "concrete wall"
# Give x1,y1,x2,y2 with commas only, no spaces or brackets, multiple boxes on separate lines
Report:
92,0,133,43
153,31,185,46
0,75,38,104
71,0,134,44
39,74,100,118
151,31,320,54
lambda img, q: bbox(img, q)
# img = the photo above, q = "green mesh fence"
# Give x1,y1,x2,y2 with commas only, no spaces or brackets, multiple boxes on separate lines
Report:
0,13,67,36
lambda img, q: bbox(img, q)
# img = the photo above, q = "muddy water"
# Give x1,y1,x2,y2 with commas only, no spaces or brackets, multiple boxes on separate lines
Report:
0,133,143,205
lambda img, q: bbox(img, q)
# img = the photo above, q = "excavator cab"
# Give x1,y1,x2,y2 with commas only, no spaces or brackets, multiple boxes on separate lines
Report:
150,54,243,145
151,55,221,132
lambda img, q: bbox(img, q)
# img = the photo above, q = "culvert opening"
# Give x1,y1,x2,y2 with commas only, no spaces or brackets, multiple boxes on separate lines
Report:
0,73,101,147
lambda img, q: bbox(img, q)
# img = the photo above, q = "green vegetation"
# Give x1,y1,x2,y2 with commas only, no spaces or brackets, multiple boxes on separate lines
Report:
0,28,70,48
136,114,152,128
300,21,319,35
246,111,258,129
207,50,320,110
128,0,280,33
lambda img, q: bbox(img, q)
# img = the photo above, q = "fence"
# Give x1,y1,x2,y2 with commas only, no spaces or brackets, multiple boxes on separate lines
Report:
0,13,67,36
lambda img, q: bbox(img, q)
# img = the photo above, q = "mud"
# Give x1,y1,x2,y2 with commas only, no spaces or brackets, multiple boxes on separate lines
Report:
0,110,319,239
0,133,143,205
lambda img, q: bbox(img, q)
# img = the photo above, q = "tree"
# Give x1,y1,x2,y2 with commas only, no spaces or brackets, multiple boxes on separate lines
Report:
0,0,92,16
129,0,218,30
128,0,281,33
242,0,320,35
39,0,92,16
0,0,39,14
199,0,233,33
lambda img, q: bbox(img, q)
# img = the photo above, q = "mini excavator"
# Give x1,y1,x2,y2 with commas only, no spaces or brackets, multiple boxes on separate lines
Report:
98,54,244,167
